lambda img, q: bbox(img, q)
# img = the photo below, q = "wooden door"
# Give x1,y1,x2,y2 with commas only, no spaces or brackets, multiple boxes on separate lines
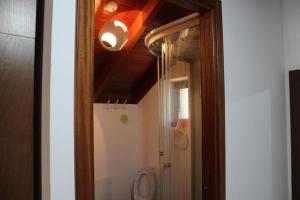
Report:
290,70,300,200
0,0,42,199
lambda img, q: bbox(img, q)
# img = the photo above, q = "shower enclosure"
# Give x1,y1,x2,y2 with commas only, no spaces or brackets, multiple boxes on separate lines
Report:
145,13,202,200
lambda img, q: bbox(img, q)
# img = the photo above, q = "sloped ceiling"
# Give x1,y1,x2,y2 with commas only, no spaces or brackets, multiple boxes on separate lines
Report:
94,0,193,103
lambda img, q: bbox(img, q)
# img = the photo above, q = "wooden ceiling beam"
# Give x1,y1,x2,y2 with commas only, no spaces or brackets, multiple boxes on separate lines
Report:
124,0,164,49
165,0,212,12
94,0,165,101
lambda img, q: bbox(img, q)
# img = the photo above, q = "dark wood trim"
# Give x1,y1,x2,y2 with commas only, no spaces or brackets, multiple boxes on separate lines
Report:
74,1,95,200
215,2,226,199
33,0,45,199
200,2,225,200
165,0,212,12
290,70,300,200
75,1,225,200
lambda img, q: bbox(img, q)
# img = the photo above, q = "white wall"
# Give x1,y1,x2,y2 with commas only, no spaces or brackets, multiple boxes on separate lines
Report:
282,0,300,199
93,84,159,200
222,0,288,200
94,104,143,200
282,0,300,69
42,0,77,199
139,83,160,168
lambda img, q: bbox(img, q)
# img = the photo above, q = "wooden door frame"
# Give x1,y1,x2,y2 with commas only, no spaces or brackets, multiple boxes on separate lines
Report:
74,1,225,200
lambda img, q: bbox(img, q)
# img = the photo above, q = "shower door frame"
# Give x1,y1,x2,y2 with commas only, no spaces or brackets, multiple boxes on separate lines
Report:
74,0,225,200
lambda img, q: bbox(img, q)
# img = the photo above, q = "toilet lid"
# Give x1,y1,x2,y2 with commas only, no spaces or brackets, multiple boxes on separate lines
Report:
133,169,155,200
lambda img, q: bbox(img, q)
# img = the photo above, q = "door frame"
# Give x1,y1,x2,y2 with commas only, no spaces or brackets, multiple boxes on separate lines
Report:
74,1,225,200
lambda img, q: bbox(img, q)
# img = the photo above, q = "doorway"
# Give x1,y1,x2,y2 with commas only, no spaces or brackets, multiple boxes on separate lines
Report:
74,1,225,200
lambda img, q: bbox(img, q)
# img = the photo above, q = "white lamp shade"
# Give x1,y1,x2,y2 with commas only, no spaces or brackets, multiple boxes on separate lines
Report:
98,20,129,51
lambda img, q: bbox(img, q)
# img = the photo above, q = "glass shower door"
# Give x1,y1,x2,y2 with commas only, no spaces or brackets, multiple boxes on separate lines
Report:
158,26,200,200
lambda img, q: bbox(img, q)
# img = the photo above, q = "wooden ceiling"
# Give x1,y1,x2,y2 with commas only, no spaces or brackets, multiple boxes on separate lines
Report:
94,0,195,104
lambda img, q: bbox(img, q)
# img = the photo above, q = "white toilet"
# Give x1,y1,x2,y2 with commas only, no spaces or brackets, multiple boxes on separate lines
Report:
132,168,159,200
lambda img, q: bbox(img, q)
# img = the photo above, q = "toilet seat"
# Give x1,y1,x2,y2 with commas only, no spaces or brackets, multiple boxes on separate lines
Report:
132,169,155,200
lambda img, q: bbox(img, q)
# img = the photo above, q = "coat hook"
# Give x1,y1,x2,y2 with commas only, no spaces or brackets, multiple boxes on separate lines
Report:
120,99,128,123
123,99,127,109
106,99,111,109
115,99,119,109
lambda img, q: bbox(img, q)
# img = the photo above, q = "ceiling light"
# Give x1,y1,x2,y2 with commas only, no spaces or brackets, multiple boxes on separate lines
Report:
101,33,117,48
114,20,128,32
99,20,129,51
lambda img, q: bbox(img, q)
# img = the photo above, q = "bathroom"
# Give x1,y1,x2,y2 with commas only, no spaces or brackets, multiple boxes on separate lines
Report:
2,0,295,199
94,83,160,199
92,0,224,199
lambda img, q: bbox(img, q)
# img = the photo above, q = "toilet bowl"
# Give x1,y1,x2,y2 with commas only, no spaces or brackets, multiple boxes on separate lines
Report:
132,168,157,200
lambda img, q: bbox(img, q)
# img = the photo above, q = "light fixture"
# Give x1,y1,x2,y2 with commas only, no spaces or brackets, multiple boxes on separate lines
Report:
98,20,129,51
101,33,117,48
